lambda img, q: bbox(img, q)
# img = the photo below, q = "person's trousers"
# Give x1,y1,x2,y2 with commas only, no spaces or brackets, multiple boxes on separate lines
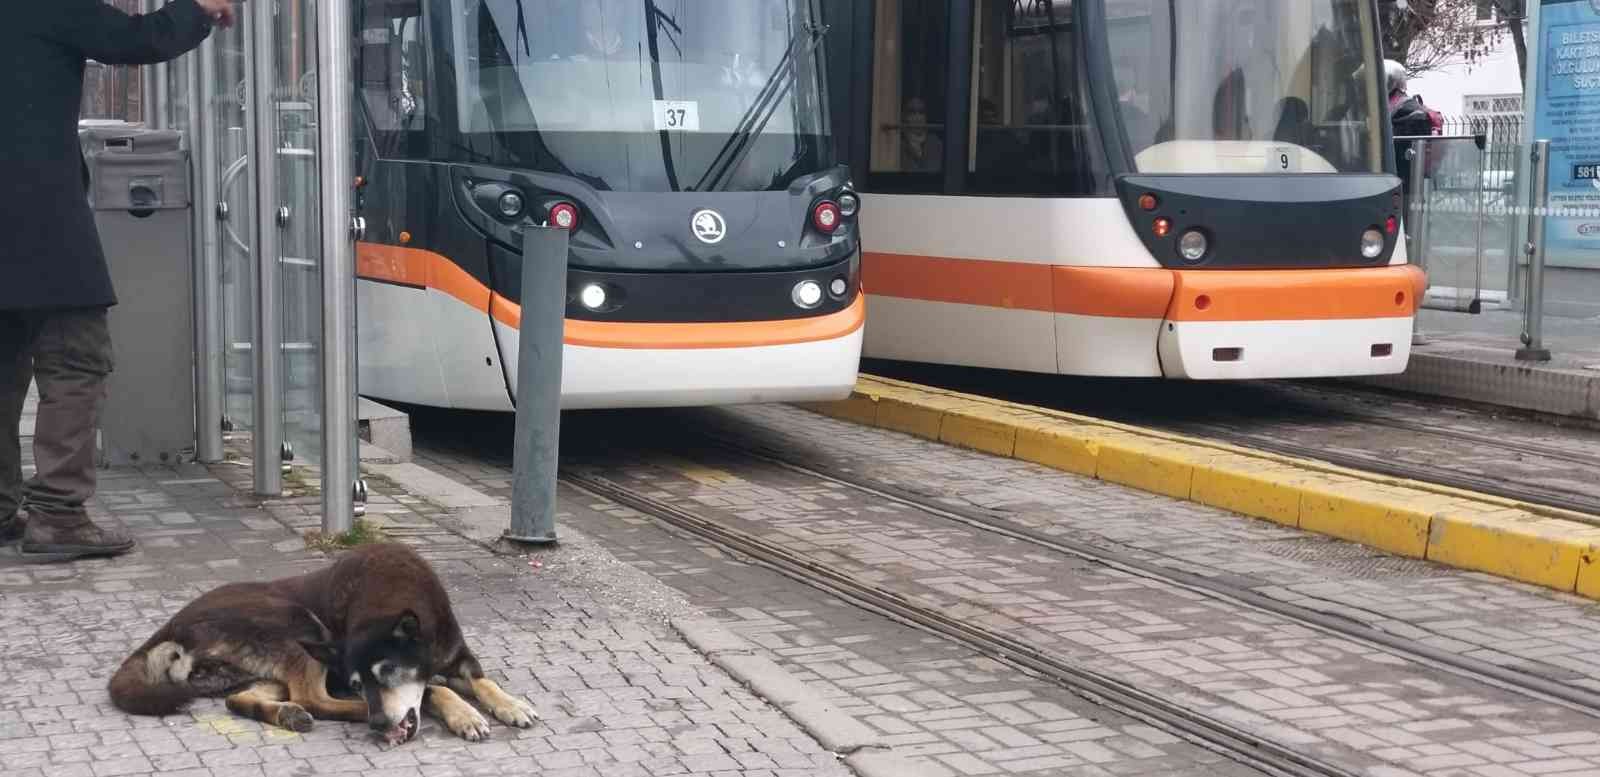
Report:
0,307,114,525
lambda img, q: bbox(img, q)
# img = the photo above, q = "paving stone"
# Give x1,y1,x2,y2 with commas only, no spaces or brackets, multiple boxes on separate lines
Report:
400,403,1600,777
0,393,850,777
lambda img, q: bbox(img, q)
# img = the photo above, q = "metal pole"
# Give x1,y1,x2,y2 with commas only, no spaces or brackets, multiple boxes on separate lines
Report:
506,227,568,545
250,0,284,494
317,0,359,532
1408,139,1430,273
1471,132,1486,314
1517,139,1552,362
1407,139,1430,345
194,33,224,462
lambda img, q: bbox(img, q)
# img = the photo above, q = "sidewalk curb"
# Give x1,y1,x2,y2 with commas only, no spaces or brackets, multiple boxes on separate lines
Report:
672,618,939,777
798,375,1600,602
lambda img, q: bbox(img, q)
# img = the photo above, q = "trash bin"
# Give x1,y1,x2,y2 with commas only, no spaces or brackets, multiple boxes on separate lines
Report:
80,122,196,467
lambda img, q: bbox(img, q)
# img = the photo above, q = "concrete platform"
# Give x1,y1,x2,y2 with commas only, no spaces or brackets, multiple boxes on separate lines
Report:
1345,307,1600,420
357,395,412,462
803,374,1600,602
0,393,854,777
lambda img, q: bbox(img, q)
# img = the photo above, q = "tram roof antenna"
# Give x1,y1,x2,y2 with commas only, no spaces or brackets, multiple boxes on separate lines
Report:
693,20,828,193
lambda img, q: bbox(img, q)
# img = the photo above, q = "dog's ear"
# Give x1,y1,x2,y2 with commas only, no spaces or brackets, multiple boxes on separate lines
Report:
392,610,421,642
300,640,340,667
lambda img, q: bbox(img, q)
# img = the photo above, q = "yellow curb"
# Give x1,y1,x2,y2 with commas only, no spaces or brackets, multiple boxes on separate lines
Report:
800,375,1600,601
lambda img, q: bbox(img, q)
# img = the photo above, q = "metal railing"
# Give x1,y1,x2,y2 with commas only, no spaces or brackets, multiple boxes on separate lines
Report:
1517,139,1552,362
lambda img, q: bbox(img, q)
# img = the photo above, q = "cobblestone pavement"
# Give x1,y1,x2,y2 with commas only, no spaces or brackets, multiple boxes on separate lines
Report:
0,395,853,777
410,404,1600,777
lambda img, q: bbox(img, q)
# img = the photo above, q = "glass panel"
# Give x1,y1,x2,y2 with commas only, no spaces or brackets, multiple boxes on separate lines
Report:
1414,137,1493,312
1103,0,1383,175
967,0,1108,195
431,0,831,192
277,0,325,468
866,0,949,191
211,10,256,432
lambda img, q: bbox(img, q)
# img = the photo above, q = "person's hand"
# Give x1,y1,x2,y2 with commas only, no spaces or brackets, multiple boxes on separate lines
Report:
194,0,236,28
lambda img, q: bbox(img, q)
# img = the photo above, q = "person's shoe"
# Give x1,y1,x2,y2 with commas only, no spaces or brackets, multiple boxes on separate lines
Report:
0,512,24,546
19,517,135,560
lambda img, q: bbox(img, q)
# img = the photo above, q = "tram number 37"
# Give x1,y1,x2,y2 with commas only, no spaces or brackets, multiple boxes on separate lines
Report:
653,100,701,132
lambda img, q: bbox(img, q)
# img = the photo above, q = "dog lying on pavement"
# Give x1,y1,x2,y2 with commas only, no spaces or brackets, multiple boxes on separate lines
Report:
107,542,538,744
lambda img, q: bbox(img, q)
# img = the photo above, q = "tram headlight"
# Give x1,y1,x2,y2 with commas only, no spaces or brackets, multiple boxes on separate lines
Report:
837,192,860,217
792,280,824,309
829,276,848,298
1360,228,1385,259
579,283,607,311
1178,230,1209,262
498,191,524,218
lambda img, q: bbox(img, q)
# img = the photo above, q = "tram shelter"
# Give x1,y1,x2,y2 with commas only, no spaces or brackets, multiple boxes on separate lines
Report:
79,0,365,533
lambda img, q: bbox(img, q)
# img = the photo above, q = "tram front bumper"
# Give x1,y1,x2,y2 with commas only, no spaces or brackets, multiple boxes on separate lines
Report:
1157,265,1427,380
493,295,867,409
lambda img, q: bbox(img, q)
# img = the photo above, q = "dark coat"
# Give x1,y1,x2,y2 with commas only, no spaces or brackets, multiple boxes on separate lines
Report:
1390,95,1434,199
2,1,213,311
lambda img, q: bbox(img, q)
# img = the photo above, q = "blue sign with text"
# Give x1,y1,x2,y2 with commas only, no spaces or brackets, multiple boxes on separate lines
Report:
1533,0,1600,260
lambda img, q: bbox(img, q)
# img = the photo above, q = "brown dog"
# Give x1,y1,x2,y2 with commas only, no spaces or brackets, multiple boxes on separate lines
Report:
107,542,538,743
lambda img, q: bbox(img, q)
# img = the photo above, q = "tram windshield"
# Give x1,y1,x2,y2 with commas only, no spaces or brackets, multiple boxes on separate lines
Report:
441,0,831,192
1103,0,1384,175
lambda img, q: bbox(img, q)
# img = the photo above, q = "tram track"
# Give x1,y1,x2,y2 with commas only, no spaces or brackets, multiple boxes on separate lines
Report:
1160,419,1600,520
553,425,1600,777
665,424,1600,718
561,467,1366,777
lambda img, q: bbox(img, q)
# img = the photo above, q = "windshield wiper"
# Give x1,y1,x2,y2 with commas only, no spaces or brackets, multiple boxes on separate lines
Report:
692,20,828,193
645,0,686,191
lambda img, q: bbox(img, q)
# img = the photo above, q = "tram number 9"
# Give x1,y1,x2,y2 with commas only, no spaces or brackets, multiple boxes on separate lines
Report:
1266,146,1298,173
652,100,701,132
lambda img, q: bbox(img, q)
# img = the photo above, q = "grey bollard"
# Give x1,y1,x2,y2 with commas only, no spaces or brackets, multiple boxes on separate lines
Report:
506,226,568,544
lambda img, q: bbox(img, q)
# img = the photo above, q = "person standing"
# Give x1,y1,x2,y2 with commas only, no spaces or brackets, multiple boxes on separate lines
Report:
1,0,235,561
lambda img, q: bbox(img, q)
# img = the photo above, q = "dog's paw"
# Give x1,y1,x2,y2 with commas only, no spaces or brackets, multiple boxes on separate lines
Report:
444,704,492,742
275,703,314,733
490,696,539,728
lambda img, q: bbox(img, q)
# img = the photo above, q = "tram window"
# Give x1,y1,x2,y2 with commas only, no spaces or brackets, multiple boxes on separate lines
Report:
358,0,430,159
965,0,1108,195
866,0,949,193
1102,0,1383,175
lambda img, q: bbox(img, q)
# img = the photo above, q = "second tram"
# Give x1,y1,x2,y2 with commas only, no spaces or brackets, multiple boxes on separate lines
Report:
824,0,1425,380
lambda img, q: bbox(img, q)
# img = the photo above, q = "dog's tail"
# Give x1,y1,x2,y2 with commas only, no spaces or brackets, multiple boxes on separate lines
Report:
107,641,197,716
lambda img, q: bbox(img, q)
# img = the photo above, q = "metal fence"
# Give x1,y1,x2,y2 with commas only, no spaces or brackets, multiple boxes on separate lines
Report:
1405,112,1528,311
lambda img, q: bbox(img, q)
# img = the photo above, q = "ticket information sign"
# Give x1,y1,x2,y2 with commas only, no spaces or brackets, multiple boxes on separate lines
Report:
1531,0,1600,265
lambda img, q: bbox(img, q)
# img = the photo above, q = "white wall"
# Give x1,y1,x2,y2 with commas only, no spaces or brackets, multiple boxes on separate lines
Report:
1407,33,1526,116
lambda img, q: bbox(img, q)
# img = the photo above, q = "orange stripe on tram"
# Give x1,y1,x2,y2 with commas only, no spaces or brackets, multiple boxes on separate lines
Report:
357,242,866,349
491,293,865,350
356,242,491,314
862,250,1426,322
1165,265,1425,322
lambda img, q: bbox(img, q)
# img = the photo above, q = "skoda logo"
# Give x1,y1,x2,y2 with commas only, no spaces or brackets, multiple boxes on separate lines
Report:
691,209,726,244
